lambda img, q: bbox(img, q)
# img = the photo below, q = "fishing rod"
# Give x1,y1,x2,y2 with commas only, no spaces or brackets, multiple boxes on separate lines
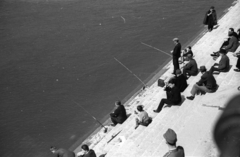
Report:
70,99,108,133
113,57,147,88
141,42,172,57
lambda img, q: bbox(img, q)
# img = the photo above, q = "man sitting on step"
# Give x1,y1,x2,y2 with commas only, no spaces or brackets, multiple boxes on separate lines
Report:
187,66,217,100
211,28,239,57
210,49,230,74
110,100,127,126
168,69,188,93
134,105,152,129
153,81,182,113
182,54,198,78
163,128,185,157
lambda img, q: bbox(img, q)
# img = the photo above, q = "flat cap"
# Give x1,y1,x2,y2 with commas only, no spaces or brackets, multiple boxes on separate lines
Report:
173,38,179,41
163,128,177,144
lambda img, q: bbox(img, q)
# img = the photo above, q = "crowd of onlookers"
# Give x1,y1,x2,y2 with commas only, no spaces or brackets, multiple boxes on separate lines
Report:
50,6,240,157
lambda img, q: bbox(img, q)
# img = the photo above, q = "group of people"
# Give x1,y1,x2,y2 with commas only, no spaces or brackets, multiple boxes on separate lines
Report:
49,6,240,157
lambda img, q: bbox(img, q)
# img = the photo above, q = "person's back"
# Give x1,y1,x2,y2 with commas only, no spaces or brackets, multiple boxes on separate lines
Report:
218,54,230,72
201,71,217,90
170,74,187,93
225,35,239,52
139,110,150,124
186,59,198,74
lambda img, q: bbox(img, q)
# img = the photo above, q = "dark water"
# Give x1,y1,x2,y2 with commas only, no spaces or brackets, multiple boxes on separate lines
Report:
0,0,234,156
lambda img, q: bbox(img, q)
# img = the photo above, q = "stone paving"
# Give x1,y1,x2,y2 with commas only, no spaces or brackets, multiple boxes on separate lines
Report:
74,0,240,156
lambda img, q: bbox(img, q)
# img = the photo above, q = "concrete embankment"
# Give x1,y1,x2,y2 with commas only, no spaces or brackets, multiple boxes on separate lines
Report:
74,0,240,156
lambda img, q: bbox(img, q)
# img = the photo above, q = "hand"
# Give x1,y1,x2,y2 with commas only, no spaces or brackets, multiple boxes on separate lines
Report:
170,50,173,53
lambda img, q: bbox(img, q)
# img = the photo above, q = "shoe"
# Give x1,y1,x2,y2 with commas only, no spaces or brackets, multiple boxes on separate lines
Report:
164,105,172,108
234,69,240,72
186,96,195,100
211,53,219,57
110,123,116,127
153,110,160,113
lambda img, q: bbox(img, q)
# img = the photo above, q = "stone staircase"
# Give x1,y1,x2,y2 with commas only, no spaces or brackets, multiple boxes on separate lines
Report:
74,1,240,156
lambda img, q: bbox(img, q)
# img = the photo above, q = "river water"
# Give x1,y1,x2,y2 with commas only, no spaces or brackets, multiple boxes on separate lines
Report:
0,0,234,156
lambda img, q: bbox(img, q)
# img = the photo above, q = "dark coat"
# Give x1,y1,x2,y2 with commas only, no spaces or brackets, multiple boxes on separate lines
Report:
163,146,185,157
203,10,217,25
53,148,75,157
197,71,217,90
169,75,188,93
224,35,239,52
79,150,96,157
172,43,181,58
183,59,198,75
166,86,181,104
218,55,230,72
111,105,127,124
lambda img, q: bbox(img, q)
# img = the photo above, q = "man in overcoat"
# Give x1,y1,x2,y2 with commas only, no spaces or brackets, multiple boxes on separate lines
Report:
171,38,181,75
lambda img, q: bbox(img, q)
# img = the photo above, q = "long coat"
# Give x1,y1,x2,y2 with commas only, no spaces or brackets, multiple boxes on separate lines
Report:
203,10,217,26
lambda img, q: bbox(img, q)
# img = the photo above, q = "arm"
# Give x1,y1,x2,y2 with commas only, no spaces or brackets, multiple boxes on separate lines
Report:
218,57,227,70
196,74,207,86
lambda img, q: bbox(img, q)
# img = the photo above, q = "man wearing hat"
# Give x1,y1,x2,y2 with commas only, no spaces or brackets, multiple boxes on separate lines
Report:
187,66,217,100
163,129,185,157
153,81,181,113
171,38,182,75
182,54,198,78
210,49,230,74
168,69,188,93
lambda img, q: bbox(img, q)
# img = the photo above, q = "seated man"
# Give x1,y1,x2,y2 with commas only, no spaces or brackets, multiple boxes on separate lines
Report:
78,144,96,157
182,54,198,78
134,105,152,129
110,100,127,126
187,66,217,100
180,46,193,63
50,146,76,157
168,69,188,92
210,49,230,74
153,81,181,113
211,28,239,57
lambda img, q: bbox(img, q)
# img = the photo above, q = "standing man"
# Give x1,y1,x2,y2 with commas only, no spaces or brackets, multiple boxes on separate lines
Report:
203,6,217,32
50,146,75,157
171,38,181,75
163,128,185,157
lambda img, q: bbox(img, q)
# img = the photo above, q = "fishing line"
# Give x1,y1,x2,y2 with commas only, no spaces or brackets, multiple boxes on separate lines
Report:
113,57,147,88
70,98,108,133
141,42,172,57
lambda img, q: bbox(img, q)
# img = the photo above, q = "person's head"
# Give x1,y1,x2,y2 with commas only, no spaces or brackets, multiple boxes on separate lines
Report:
219,49,226,56
163,128,177,146
115,100,121,106
210,6,214,11
81,144,89,153
173,38,179,44
228,28,234,36
187,46,191,51
50,146,57,153
199,66,207,73
175,69,182,76
137,105,143,112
